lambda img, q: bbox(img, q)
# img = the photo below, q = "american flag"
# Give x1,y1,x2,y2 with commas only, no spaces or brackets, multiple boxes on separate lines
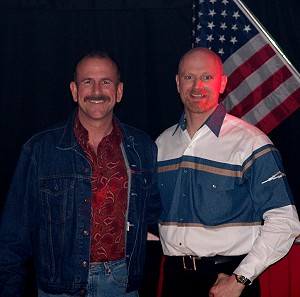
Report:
192,0,300,134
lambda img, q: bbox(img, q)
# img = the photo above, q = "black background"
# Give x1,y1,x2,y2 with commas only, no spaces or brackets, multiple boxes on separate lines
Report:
0,1,299,296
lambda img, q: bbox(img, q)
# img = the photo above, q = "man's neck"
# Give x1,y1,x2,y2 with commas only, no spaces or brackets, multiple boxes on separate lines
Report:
78,114,114,152
185,110,211,138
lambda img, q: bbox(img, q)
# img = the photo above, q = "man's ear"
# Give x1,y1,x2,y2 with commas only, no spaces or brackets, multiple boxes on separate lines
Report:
175,74,180,93
70,81,78,102
116,82,123,103
220,75,228,94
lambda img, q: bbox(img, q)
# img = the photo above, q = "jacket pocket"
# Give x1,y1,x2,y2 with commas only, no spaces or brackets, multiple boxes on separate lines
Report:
39,177,76,224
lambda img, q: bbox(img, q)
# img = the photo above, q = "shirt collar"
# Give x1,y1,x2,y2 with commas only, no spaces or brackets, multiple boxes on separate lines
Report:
74,114,123,146
172,103,227,137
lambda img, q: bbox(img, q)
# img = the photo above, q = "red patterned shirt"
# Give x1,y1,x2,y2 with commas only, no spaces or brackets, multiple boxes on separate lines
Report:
74,115,128,262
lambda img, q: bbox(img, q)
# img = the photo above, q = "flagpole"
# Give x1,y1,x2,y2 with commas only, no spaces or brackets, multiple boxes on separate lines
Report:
235,0,300,79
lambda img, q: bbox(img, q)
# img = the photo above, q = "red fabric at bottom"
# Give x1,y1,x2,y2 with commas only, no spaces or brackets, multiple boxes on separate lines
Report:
259,243,300,297
157,243,300,297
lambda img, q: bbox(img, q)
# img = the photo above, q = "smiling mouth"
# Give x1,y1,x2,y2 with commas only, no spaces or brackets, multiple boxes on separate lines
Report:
88,99,105,103
84,95,110,103
191,93,205,99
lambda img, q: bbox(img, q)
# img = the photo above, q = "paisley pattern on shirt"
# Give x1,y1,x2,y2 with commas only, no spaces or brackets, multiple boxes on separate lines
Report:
74,116,128,262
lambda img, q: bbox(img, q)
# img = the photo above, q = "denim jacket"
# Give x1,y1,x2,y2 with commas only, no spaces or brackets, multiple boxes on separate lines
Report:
0,109,162,296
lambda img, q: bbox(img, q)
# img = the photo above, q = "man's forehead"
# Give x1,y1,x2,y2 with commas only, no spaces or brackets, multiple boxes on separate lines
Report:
77,57,118,76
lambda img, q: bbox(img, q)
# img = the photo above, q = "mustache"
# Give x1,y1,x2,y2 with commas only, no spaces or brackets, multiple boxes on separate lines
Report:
83,95,111,102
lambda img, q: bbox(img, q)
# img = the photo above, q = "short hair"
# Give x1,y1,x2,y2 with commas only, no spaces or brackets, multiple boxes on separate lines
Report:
73,50,121,83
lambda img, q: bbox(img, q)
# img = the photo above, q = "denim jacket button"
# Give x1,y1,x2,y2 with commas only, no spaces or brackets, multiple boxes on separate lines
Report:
82,261,88,268
83,230,89,236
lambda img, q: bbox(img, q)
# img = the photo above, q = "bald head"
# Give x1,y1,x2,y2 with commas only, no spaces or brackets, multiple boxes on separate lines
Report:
178,47,224,75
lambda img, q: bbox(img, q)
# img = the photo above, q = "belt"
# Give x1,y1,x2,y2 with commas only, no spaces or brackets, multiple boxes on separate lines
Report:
165,255,246,271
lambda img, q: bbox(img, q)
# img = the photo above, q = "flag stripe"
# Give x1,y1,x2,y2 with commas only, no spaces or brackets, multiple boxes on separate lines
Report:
224,44,276,95
255,89,300,134
223,34,267,76
242,75,300,124
229,66,293,117
222,53,289,110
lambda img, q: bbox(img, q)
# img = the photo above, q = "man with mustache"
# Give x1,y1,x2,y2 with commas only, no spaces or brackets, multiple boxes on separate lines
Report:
156,47,300,297
0,51,162,297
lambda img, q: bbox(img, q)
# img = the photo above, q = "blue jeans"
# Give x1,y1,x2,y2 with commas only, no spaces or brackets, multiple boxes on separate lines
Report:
38,258,139,297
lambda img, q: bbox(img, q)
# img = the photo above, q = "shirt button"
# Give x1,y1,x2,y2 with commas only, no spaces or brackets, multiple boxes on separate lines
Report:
83,230,89,236
82,261,88,268
79,289,86,296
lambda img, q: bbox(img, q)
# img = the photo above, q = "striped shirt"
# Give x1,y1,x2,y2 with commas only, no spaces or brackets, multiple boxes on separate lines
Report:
156,104,300,281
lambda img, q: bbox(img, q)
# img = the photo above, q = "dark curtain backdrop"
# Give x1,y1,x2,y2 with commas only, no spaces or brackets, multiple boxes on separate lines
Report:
0,1,299,296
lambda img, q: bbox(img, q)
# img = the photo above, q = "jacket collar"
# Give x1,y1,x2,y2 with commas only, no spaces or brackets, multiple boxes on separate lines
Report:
57,108,78,150
57,108,128,150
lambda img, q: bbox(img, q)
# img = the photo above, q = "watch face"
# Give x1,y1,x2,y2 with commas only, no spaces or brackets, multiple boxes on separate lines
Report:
235,274,251,285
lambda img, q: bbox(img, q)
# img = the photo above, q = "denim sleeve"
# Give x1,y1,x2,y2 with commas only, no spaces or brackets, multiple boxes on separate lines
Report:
0,144,36,296
146,143,162,225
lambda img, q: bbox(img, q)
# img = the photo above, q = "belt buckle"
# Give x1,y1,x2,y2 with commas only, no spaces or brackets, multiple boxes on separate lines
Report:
182,256,197,271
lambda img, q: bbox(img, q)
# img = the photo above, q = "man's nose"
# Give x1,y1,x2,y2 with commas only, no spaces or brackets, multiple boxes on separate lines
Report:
195,79,203,89
93,83,102,94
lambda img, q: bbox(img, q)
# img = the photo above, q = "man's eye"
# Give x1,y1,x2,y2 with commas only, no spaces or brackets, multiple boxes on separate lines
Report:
202,75,212,81
100,80,110,85
82,80,93,85
184,75,193,80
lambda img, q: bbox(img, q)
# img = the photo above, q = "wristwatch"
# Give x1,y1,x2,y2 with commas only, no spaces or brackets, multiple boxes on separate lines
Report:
234,274,251,286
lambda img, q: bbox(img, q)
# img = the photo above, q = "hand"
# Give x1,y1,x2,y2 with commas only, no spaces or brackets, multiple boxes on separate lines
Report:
209,273,245,297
